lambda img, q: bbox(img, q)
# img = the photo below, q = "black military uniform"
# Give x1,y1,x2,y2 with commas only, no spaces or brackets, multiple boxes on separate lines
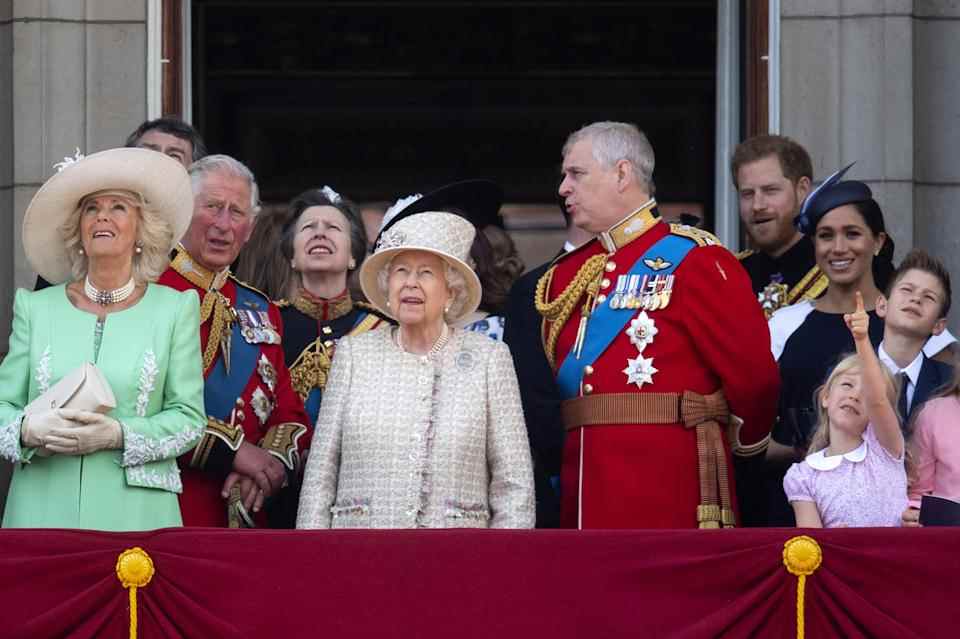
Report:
737,235,826,320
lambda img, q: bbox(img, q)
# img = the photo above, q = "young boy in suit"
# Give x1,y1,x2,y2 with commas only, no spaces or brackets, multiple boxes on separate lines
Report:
876,250,953,427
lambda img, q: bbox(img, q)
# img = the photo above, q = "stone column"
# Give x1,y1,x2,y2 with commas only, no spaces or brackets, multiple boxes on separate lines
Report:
779,0,915,259
915,1,960,331
4,0,148,319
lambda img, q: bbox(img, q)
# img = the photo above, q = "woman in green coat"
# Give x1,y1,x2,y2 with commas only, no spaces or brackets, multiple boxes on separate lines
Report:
0,148,206,530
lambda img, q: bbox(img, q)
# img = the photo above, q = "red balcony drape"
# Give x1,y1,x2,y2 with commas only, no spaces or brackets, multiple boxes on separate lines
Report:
0,527,957,638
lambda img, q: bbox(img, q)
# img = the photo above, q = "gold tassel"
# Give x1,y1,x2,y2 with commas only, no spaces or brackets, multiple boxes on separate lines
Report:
782,535,822,639
116,547,155,639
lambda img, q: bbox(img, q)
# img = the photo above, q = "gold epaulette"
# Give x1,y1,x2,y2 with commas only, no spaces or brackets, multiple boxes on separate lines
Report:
788,265,828,305
669,223,723,247
228,274,271,302
354,300,393,324
274,298,292,308
736,249,754,261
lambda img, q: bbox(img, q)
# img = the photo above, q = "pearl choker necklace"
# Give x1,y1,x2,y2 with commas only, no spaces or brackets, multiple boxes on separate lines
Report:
84,275,136,306
397,323,450,358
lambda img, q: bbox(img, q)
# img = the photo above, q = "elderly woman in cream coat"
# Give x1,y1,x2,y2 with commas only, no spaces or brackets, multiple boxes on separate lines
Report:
296,211,534,528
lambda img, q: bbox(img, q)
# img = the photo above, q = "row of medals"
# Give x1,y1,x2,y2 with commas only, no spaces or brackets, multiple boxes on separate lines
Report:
609,273,675,311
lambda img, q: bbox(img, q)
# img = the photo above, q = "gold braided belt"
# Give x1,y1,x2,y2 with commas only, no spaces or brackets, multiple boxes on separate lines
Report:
562,390,736,529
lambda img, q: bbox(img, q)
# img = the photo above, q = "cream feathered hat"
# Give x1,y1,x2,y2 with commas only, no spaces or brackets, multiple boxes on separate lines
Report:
22,147,194,283
359,211,482,322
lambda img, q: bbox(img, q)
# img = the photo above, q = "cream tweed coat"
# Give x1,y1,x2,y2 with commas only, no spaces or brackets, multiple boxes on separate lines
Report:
296,326,535,529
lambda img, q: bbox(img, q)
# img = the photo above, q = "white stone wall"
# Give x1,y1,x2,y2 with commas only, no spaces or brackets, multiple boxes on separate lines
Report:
1,0,148,339
780,0,960,332
781,0,915,255
915,1,960,331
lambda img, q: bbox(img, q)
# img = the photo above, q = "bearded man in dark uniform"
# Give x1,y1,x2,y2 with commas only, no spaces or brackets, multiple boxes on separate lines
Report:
538,121,779,529
730,135,824,526
731,135,825,318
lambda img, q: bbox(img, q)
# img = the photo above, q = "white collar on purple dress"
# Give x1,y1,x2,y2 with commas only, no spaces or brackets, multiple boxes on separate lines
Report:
804,439,868,471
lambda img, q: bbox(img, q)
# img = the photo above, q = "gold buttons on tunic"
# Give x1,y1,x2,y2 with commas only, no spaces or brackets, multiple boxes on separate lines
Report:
322,326,333,335
584,365,594,375
600,278,611,289
605,261,617,272
583,384,594,395
596,294,607,304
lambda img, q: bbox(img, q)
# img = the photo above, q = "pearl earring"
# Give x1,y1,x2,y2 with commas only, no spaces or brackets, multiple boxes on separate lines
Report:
135,244,143,254
78,248,85,256
348,258,356,270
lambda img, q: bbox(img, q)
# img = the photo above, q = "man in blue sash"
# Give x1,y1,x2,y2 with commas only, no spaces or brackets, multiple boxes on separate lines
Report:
537,122,780,528
159,154,310,527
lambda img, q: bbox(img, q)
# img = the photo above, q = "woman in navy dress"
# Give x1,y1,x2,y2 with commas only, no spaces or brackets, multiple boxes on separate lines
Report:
765,167,887,525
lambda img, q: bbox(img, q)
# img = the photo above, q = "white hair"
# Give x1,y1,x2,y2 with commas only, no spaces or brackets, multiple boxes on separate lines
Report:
376,253,469,320
188,154,262,216
563,121,656,194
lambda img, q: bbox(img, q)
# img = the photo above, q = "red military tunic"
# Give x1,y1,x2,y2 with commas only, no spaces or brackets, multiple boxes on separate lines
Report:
539,203,779,529
159,247,311,527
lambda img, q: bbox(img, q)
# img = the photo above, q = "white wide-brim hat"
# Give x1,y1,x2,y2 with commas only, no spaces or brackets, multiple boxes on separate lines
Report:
359,211,482,322
22,147,194,284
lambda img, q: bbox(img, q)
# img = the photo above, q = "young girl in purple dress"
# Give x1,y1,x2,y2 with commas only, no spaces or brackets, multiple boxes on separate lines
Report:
784,291,908,527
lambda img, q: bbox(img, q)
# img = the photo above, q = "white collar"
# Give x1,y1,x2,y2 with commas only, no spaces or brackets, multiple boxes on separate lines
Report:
877,342,923,388
562,240,577,253
804,439,868,471
924,328,956,359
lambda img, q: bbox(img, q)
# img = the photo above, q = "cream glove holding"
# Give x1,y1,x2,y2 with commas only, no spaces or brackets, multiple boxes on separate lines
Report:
43,409,123,455
20,409,72,449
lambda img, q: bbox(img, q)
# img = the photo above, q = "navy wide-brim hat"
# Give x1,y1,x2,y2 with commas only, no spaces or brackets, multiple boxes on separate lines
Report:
376,179,504,246
794,163,874,235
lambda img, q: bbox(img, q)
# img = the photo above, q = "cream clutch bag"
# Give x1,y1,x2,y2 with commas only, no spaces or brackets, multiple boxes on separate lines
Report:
25,362,117,416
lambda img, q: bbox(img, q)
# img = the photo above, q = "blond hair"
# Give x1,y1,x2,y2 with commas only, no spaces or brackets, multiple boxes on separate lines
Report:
60,189,174,284
806,353,899,456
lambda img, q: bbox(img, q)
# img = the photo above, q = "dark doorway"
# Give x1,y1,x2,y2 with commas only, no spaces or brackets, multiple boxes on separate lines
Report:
193,1,717,213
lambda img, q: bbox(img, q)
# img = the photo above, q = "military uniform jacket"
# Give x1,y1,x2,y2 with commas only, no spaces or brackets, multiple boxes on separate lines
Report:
158,247,311,527
738,235,826,318
539,204,780,529
277,288,389,426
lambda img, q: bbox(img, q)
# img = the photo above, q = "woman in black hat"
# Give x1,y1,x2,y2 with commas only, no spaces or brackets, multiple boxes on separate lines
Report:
764,166,889,526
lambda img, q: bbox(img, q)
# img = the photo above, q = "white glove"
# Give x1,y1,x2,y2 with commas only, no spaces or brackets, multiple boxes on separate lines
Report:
20,409,72,449
43,409,123,455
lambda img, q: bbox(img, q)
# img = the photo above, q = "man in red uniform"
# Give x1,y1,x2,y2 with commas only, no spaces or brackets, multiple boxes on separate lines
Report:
537,122,779,529
158,154,310,527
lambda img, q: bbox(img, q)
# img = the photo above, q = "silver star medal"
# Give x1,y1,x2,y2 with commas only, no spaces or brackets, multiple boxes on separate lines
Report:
623,356,658,389
625,312,658,352
624,311,658,387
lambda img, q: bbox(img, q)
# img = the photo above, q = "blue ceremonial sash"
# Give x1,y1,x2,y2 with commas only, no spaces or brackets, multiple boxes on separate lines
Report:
555,234,696,399
204,285,268,421
304,388,322,428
